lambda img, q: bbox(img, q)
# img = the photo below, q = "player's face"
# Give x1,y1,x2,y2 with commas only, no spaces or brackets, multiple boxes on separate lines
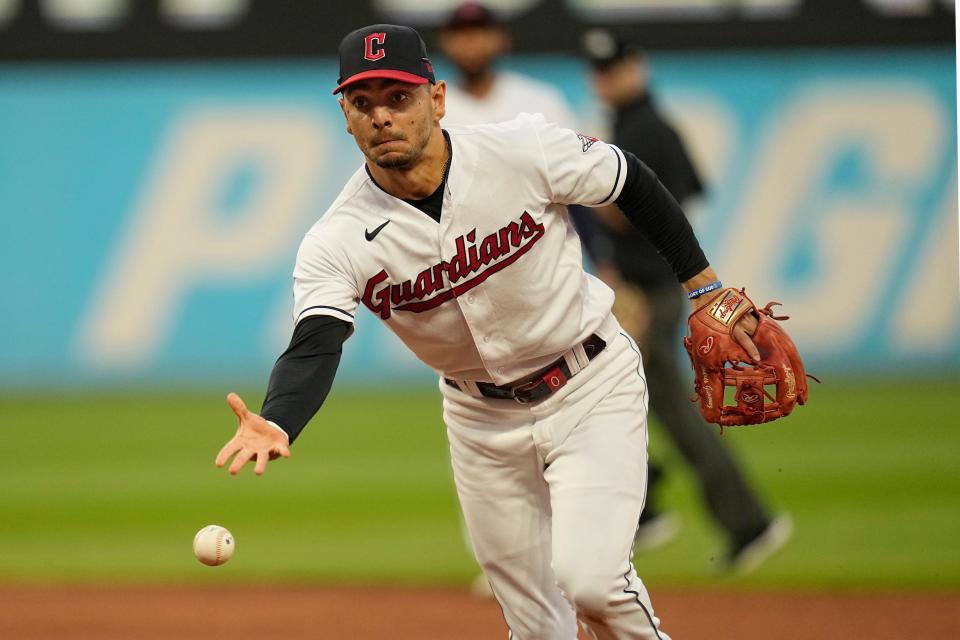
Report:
438,26,509,79
341,79,446,170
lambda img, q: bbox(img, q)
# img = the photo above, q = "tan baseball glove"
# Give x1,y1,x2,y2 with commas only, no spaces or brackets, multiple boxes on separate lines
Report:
684,288,816,426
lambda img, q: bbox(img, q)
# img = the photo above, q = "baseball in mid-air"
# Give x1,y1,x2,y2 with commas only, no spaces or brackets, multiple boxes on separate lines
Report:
193,524,234,566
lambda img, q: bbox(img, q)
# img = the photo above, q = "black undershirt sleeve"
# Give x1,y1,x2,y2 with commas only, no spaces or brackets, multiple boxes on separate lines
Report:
260,314,351,443
613,150,709,282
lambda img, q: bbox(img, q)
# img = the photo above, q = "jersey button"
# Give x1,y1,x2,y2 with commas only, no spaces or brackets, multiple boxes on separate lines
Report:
483,336,491,343
466,294,475,304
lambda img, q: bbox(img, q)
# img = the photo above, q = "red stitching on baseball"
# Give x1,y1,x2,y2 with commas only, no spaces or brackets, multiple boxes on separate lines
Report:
215,528,224,564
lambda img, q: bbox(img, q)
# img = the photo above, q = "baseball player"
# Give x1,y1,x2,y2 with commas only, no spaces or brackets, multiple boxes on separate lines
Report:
215,24,762,639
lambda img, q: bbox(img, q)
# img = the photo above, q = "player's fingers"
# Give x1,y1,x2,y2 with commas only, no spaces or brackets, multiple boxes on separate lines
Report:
254,451,269,476
734,324,761,362
228,448,254,475
226,392,249,421
215,440,242,467
740,312,759,336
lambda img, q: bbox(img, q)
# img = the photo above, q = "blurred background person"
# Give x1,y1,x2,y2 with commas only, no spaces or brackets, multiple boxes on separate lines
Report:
438,1,576,129
581,28,791,571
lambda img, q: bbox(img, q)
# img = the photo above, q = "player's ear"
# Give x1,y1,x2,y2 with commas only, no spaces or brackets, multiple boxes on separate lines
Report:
338,97,353,134
432,81,446,121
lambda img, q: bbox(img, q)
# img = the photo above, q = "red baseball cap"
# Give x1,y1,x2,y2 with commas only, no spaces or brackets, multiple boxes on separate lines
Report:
333,24,436,95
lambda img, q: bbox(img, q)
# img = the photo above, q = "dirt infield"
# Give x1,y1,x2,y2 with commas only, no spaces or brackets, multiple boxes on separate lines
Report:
0,585,957,639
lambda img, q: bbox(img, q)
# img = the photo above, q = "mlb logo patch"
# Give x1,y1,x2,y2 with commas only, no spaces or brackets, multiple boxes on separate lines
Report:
576,132,598,152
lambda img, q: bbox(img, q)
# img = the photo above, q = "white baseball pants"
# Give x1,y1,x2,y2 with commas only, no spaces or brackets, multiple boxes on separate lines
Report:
441,331,670,640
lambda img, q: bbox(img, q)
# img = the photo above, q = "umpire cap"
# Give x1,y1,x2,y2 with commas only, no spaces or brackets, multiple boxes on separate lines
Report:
333,24,436,95
580,28,638,71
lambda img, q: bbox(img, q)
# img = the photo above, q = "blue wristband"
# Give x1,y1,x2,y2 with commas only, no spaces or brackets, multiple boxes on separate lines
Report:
687,280,723,300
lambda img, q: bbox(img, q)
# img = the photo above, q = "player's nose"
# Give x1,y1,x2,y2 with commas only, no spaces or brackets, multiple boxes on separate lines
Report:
370,105,392,129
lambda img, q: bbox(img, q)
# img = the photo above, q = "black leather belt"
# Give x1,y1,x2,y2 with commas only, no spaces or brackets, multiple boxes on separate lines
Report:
445,334,606,404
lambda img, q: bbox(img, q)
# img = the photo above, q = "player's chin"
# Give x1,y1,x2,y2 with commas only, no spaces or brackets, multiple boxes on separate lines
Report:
373,149,416,170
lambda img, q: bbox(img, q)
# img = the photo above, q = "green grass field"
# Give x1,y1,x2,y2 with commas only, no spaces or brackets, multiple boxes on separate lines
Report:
2,378,958,590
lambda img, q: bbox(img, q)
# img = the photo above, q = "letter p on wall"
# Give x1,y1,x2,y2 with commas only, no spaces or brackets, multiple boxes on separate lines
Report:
78,107,328,369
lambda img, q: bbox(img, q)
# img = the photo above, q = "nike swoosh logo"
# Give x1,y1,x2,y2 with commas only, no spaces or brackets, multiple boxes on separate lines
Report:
365,220,391,241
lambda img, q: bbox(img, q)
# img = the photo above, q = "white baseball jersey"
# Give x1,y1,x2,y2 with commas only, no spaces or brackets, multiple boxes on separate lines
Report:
293,113,627,385
443,71,579,129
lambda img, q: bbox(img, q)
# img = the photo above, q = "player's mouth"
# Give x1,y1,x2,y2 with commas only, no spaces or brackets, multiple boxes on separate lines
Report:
372,136,406,147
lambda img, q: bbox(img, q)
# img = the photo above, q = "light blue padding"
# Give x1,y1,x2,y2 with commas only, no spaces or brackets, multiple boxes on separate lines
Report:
0,50,955,388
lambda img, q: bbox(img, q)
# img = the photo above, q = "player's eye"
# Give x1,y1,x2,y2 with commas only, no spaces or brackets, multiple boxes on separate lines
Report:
392,92,408,104
352,96,368,109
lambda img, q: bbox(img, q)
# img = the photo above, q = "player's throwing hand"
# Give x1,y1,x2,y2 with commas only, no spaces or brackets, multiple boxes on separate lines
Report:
215,392,291,476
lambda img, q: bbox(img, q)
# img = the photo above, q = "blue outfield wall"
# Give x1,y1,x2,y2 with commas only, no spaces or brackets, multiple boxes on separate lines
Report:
0,49,956,388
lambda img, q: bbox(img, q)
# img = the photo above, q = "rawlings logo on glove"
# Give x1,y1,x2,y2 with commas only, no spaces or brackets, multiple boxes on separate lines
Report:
684,288,816,427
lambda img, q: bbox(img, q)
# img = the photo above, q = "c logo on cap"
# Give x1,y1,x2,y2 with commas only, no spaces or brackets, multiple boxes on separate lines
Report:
364,32,386,61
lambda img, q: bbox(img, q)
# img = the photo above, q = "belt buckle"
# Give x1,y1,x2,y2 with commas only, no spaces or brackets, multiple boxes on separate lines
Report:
512,379,539,404
512,366,568,404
